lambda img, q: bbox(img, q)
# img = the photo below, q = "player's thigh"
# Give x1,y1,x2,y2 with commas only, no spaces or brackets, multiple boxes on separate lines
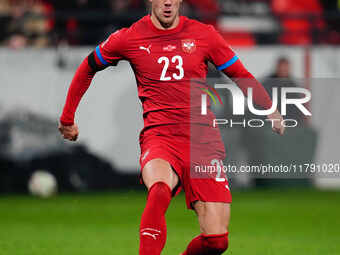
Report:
142,158,179,190
193,201,230,235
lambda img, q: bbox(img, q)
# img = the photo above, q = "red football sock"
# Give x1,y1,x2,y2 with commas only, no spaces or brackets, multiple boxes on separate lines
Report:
139,182,172,255
182,235,204,255
182,233,229,255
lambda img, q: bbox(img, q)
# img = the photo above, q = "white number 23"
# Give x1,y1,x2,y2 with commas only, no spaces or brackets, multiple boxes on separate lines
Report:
158,56,184,81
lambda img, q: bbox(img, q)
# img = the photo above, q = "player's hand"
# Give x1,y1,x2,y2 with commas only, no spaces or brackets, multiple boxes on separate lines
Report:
267,110,285,136
58,123,79,141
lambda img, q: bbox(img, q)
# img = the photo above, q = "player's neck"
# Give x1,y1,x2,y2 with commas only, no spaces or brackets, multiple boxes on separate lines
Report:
150,14,180,30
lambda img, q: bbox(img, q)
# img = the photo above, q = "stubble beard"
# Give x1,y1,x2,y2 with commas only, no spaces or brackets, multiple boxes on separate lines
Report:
154,10,179,29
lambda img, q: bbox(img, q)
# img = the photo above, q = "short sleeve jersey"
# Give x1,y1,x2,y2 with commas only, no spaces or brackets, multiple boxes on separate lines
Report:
95,15,238,136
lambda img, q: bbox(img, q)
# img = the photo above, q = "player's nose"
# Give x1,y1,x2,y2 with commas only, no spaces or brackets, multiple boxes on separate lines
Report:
164,0,172,7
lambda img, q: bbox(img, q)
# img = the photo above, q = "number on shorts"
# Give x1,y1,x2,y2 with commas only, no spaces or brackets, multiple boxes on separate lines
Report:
211,159,226,182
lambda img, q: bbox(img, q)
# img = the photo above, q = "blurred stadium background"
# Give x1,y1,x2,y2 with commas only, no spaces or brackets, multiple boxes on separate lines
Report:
0,0,340,254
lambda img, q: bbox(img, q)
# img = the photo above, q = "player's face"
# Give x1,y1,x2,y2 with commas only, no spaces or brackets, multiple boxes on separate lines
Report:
149,0,182,29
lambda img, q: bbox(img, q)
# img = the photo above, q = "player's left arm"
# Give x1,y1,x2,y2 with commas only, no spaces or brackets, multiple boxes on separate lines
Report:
222,59,284,135
207,26,285,135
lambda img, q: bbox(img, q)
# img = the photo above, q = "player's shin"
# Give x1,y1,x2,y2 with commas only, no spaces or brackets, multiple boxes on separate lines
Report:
139,182,172,255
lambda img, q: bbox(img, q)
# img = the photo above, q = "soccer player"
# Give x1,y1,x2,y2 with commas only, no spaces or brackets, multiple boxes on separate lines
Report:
58,0,285,254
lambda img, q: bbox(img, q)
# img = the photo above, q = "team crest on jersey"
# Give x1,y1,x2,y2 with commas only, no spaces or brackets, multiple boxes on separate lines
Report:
182,39,196,53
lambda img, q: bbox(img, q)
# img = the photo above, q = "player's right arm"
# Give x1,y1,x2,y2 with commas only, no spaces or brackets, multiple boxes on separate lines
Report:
59,29,127,141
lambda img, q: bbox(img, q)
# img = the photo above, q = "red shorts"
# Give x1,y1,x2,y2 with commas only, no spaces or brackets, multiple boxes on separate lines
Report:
139,126,232,209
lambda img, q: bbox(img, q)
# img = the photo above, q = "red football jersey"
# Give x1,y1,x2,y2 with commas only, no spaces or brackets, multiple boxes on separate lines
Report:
96,15,236,136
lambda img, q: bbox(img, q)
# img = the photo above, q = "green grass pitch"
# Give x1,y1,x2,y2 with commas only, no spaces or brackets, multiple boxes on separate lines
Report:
0,189,339,255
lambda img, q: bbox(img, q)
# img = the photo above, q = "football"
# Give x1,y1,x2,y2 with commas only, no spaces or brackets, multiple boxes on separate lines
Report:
28,170,58,198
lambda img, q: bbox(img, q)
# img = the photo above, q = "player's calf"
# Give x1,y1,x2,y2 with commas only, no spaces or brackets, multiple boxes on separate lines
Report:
194,201,230,235
182,201,230,255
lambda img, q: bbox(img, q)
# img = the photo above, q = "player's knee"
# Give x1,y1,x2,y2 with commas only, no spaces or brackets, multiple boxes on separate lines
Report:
202,233,229,254
142,159,178,190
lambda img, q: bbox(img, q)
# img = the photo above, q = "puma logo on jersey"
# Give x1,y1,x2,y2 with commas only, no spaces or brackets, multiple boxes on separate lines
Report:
139,45,152,54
